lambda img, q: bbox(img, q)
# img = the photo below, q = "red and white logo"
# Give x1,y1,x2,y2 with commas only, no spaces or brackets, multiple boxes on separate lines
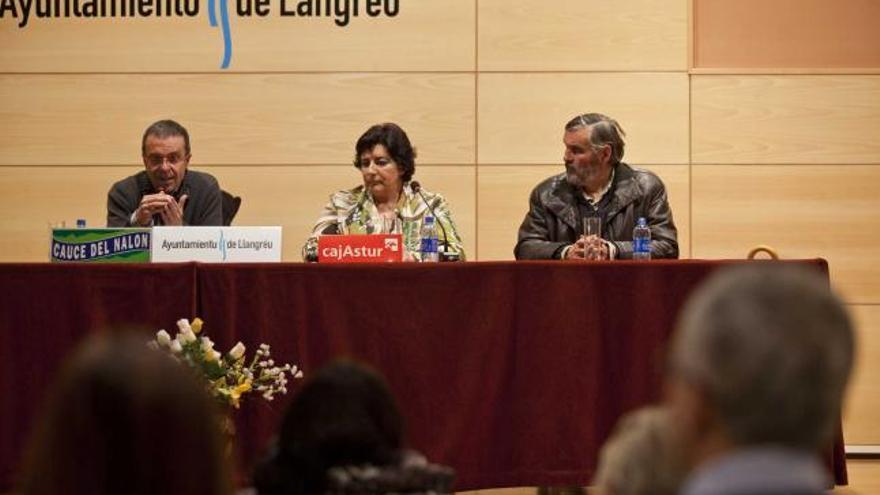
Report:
318,234,403,263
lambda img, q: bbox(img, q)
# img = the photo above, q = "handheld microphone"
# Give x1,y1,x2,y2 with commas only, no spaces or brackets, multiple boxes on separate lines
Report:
410,181,458,262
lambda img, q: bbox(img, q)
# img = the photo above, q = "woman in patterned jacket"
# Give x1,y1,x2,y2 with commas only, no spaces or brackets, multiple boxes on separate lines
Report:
302,123,465,262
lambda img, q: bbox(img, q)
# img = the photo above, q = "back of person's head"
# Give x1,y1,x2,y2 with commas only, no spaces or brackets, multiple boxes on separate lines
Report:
254,359,404,495
669,264,854,451
592,406,685,495
19,331,232,495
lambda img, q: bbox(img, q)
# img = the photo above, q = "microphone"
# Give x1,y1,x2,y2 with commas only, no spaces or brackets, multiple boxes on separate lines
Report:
410,181,458,262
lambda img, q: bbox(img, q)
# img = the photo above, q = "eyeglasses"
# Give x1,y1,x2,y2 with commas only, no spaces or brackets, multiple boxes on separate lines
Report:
145,153,187,167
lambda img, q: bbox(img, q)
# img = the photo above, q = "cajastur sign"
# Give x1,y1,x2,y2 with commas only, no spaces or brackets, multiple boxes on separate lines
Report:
318,234,403,263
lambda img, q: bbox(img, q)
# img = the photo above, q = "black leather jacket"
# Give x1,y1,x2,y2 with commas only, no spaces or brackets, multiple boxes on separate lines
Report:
514,163,679,259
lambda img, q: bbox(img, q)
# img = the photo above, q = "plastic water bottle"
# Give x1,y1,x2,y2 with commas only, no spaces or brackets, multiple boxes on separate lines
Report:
420,216,439,262
633,217,651,260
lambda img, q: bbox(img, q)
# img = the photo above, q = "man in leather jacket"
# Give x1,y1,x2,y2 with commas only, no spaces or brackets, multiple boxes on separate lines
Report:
515,113,678,260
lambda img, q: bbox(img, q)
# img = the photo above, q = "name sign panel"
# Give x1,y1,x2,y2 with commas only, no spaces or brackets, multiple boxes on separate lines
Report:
318,234,403,263
151,226,282,263
51,228,151,262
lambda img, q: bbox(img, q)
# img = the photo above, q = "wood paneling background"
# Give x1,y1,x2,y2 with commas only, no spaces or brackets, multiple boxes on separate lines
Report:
478,0,687,71
847,306,880,444
694,0,880,69
690,165,880,304
692,76,880,164
0,74,475,165
478,73,689,165
1,0,879,446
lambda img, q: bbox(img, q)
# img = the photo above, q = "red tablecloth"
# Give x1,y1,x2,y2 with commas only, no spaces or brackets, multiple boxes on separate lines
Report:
0,260,845,491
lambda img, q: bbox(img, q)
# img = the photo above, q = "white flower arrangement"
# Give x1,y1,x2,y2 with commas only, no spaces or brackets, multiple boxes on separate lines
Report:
149,317,303,408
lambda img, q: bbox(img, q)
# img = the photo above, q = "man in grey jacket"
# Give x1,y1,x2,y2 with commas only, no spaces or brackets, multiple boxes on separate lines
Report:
514,113,678,260
107,119,222,227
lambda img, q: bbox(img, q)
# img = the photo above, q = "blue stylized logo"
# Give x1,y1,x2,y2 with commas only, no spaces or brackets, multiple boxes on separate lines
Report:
219,229,228,260
208,0,232,69
203,0,404,70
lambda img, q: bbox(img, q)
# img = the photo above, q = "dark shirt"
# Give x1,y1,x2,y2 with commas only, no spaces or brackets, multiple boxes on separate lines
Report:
106,170,222,227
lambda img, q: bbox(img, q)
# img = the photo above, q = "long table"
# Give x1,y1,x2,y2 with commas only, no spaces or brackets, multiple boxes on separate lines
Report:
0,260,846,491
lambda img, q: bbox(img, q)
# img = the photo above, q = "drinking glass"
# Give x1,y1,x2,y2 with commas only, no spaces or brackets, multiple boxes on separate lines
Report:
582,217,602,260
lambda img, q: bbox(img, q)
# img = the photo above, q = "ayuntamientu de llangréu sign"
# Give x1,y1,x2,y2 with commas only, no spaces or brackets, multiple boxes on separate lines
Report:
1,0,398,27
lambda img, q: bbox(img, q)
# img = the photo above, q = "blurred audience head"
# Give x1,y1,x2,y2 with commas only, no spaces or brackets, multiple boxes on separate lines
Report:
592,406,685,495
19,331,232,495
667,264,854,464
253,359,404,495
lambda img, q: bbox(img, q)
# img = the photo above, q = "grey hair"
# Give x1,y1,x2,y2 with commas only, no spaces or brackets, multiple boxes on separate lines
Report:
670,264,854,450
564,113,626,164
593,406,685,495
142,119,191,156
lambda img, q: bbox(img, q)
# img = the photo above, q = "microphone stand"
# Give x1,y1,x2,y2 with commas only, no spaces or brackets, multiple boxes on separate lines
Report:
410,181,459,262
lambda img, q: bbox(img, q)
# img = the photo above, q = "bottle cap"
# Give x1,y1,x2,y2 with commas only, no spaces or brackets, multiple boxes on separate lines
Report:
76,219,87,228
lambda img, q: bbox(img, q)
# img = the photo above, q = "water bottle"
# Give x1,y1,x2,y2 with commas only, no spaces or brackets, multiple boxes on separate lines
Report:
420,216,439,262
633,217,651,260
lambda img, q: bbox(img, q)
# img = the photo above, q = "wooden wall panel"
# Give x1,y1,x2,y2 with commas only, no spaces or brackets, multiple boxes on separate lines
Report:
692,75,880,164
844,305,880,445
0,1,475,72
0,74,475,166
694,0,880,69
0,167,116,261
0,165,476,262
478,73,689,166
840,460,880,493
479,0,687,71
691,165,880,304
476,165,690,261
